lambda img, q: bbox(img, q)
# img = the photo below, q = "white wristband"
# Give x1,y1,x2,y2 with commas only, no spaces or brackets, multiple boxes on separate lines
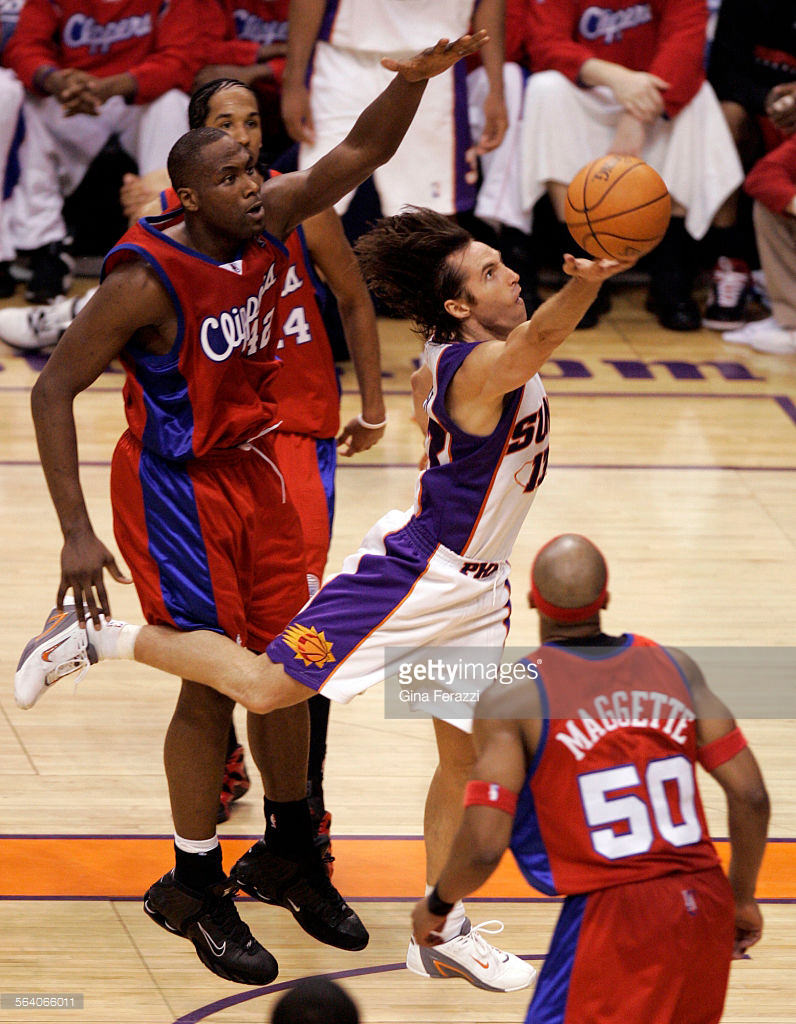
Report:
356,413,387,430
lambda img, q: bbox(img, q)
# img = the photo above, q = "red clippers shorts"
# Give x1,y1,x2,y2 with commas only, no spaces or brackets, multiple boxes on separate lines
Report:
528,865,735,1024
110,430,309,651
274,432,336,584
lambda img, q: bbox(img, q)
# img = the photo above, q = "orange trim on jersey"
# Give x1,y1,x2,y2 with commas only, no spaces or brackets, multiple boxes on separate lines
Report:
461,398,524,554
318,544,441,690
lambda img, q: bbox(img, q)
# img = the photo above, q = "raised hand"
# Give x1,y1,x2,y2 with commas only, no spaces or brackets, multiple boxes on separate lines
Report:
381,31,488,83
561,252,637,281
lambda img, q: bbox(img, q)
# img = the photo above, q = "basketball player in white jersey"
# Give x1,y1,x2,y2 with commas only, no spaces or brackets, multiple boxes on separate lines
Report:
17,207,634,990
281,0,508,217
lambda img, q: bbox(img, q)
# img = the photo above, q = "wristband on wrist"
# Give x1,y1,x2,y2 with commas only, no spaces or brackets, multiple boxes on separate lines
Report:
356,413,387,430
426,885,454,916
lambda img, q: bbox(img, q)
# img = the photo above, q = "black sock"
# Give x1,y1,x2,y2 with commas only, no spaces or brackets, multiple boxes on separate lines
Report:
173,842,224,892
307,694,330,795
226,721,239,759
264,797,314,861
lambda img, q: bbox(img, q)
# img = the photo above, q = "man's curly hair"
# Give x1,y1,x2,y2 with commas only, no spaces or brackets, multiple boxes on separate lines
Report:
354,207,475,343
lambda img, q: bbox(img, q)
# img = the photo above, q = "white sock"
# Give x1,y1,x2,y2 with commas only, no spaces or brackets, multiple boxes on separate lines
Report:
174,833,219,854
425,884,467,943
85,619,140,661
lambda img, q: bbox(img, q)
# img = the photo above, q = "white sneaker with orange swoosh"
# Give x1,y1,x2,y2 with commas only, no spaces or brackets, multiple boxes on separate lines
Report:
14,597,98,709
406,918,536,992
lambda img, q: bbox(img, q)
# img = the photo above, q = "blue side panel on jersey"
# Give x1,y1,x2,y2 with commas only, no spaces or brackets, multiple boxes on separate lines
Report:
526,894,587,1024
138,449,221,633
453,60,476,212
314,436,338,529
104,242,195,461
318,0,340,41
510,666,556,895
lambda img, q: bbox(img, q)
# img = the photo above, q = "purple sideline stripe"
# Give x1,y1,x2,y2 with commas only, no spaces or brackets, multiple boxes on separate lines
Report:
1,460,795,471
2,833,793,841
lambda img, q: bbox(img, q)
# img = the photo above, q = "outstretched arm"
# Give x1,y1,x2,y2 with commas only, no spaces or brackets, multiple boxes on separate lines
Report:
450,254,631,430
262,32,488,238
31,265,175,624
301,210,386,455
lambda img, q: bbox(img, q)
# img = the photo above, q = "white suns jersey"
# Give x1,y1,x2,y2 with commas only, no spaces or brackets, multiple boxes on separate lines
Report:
318,0,475,54
412,340,550,563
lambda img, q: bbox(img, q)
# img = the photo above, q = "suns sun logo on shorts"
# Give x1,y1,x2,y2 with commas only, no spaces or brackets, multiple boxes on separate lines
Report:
282,624,336,667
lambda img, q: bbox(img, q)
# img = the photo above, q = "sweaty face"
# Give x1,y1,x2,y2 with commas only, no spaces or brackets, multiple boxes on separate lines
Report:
452,240,526,337
204,86,263,159
192,137,265,240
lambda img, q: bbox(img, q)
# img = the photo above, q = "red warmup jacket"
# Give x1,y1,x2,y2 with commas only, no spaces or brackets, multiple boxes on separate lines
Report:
525,0,706,118
201,0,288,85
5,0,203,104
745,134,796,214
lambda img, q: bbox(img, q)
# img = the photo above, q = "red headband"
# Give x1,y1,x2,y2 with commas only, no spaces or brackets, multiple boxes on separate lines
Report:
530,581,607,623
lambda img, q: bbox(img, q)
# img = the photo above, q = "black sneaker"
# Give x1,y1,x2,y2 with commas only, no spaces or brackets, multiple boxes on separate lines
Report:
0,261,16,298
230,840,368,951
143,870,278,986
646,272,701,332
25,243,74,304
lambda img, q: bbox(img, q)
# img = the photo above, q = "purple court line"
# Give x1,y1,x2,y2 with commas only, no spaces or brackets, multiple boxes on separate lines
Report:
3,833,793,842
1,459,794,471
170,958,548,1024
2,894,792,905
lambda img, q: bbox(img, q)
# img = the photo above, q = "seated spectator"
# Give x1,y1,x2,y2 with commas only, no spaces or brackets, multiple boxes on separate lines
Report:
704,0,796,330
4,0,203,303
0,2,24,297
120,0,291,221
518,0,743,330
722,135,796,354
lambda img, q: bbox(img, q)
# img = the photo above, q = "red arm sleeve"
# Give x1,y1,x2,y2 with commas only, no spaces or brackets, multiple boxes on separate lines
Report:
744,136,796,214
646,0,706,117
3,0,61,92
128,0,205,104
526,0,591,80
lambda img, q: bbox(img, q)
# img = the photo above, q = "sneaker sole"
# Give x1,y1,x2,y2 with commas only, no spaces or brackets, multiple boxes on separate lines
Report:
703,318,746,330
407,944,534,992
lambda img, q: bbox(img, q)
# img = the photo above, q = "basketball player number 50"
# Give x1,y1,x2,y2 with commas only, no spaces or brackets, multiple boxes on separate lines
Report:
577,756,702,860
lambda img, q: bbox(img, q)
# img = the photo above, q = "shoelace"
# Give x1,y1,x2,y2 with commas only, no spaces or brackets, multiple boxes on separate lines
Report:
207,887,259,950
290,867,349,925
463,920,506,963
713,268,748,306
45,629,93,689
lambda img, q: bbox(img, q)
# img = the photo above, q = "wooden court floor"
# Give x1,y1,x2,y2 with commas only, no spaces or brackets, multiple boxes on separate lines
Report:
1,279,794,1023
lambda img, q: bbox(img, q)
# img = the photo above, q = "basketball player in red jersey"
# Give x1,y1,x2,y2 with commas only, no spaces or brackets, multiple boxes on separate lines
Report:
183,79,386,840
15,33,488,987
412,534,770,1023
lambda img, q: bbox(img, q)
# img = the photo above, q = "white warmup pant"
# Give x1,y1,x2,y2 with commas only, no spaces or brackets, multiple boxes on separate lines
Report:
298,42,472,216
519,72,744,240
0,67,24,261
468,62,530,233
8,89,189,250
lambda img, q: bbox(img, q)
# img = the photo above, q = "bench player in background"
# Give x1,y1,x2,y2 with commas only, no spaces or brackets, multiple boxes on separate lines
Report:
413,534,770,1022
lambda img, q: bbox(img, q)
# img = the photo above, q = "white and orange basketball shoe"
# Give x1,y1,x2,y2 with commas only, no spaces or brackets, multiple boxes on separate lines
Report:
407,918,536,992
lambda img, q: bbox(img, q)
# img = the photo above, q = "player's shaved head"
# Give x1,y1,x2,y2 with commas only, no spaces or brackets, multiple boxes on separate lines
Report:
531,534,607,613
167,127,233,190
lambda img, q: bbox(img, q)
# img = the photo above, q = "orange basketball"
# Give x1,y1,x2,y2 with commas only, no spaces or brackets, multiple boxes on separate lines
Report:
564,154,671,261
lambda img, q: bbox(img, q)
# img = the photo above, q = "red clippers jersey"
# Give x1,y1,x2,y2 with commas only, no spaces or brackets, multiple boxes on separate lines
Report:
510,635,719,896
160,182,340,438
102,214,288,460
